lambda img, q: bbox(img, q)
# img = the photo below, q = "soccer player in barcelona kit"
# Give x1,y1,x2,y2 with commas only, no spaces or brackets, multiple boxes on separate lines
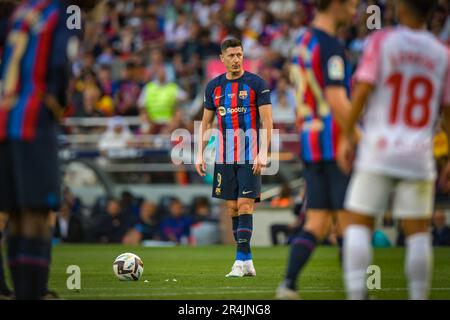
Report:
0,0,98,299
338,0,450,300
196,38,273,277
276,0,359,299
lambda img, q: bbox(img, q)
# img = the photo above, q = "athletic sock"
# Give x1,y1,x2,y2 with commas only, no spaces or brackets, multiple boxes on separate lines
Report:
344,225,372,300
405,232,433,300
236,214,253,261
284,230,317,290
0,231,11,294
9,237,51,300
232,216,239,243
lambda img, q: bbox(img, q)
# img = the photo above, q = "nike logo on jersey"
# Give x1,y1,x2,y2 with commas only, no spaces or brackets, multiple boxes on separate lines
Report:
215,95,223,99
261,89,270,94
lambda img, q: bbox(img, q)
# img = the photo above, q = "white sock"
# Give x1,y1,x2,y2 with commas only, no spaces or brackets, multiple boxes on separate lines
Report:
405,232,433,300
245,259,254,268
344,225,372,300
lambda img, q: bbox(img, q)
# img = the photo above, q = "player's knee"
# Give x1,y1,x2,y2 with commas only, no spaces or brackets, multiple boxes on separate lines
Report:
238,202,254,214
226,202,239,217
227,206,238,217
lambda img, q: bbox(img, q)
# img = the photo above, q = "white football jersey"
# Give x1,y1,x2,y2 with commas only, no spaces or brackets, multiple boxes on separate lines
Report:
354,26,450,180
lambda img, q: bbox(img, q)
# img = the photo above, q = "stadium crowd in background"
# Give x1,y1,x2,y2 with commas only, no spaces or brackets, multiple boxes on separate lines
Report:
56,0,450,245
66,0,449,130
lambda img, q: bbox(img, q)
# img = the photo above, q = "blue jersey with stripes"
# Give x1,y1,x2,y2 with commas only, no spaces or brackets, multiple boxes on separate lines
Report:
0,0,80,141
204,71,271,164
291,27,351,163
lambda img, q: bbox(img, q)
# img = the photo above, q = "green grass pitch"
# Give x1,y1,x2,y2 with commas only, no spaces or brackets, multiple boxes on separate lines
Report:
26,245,450,299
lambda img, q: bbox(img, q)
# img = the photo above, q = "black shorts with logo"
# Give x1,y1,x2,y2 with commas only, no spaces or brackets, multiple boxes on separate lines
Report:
0,133,61,213
212,163,261,203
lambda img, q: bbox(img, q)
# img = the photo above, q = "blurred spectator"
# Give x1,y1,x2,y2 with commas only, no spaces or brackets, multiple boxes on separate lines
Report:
54,202,85,243
91,199,136,243
112,61,143,116
140,14,165,49
190,198,220,245
98,116,134,153
270,22,295,59
165,10,191,51
79,86,104,118
270,76,297,124
432,209,450,246
120,190,140,217
138,65,187,134
62,187,83,216
160,198,193,243
122,200,161,245
98,64,114,97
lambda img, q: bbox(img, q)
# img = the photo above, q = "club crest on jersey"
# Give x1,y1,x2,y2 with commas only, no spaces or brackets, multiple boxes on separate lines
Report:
217,173,222,187
218,106,226,116
239,90,248,100
215,187,221,196
328,55,345,81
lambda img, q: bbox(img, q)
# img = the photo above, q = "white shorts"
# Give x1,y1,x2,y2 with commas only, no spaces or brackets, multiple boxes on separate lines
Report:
345,170,434,219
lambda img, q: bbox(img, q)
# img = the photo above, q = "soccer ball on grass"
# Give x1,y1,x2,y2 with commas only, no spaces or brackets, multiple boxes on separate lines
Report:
113,253,144,281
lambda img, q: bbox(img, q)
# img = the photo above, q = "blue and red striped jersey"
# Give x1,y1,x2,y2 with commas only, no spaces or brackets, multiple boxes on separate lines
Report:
204,71,271,164
291,27,351,163
0,0,79,142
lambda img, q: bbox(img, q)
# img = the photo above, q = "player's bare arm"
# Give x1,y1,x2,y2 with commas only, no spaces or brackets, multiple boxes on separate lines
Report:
253,104,273,175
195,108,215,177
325,86,352,129
337,82,374,174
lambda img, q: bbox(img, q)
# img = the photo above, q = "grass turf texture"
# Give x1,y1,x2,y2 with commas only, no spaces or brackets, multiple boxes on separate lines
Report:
18,245,450,300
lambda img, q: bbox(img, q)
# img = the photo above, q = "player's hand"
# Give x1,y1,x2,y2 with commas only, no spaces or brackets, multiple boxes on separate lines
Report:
195,157,207,177
439,160,450,193
253,154,267,175
337,135,356,175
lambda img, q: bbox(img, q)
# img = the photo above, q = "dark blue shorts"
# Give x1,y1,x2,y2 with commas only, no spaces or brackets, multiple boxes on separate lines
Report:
303,161,349,211
0,133,61,213
212,163,261,202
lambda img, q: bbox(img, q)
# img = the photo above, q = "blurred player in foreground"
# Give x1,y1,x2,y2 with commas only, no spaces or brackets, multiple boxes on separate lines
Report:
0,0,98,299
276,0,358,299
338,0,450,300
196,38,273,277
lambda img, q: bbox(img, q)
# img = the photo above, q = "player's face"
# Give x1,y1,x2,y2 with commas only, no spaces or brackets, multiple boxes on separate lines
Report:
220,46,244,75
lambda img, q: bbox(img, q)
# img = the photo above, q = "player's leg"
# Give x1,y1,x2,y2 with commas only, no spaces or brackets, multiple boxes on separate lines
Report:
343,214,374,300
395,179,434,300
328,161,351,265
8,210,52,300
7,136,60,300
343,171,393,300
0,211,13,298
226,201,239,242
224,200,246,277
277,162,334,298
234,164,261,277
237,197,256,276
